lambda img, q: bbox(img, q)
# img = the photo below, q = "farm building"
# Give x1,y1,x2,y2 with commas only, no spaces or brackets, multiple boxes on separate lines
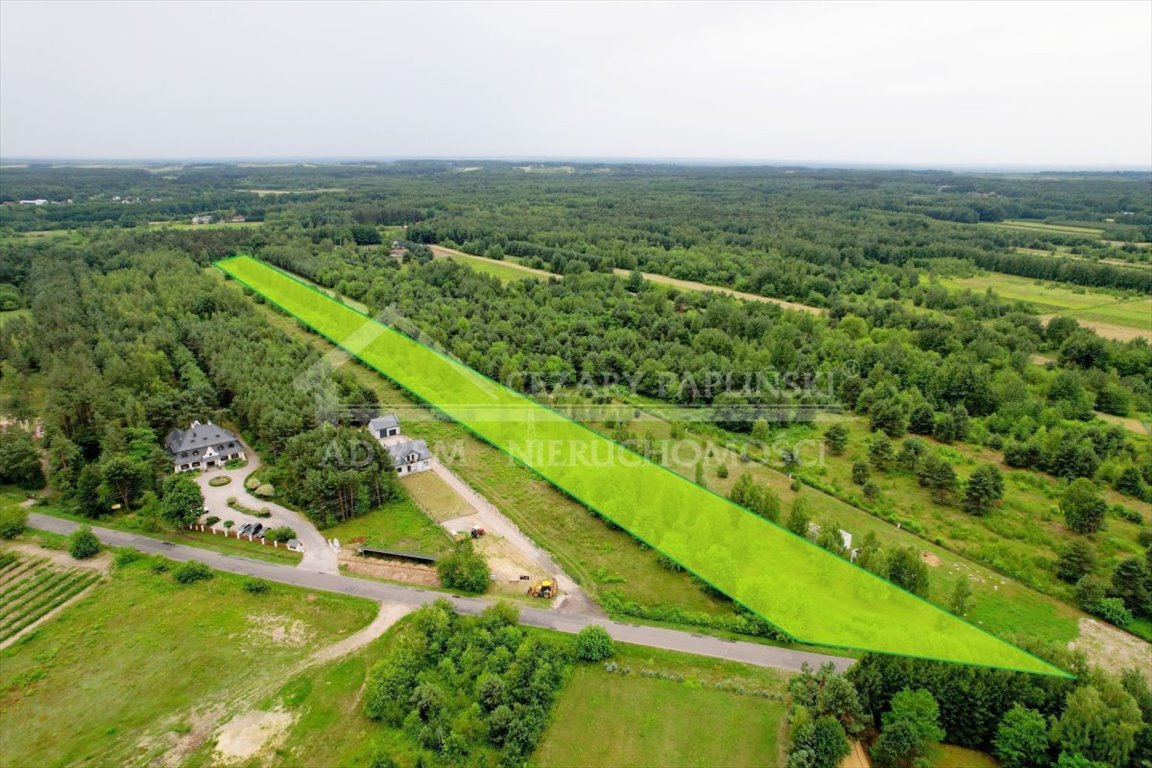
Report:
165,420,245,472
368,414,401,439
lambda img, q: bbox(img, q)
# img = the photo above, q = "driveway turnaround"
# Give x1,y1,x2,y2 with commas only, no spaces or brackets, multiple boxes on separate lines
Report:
195,447,337,574
28,513,851,675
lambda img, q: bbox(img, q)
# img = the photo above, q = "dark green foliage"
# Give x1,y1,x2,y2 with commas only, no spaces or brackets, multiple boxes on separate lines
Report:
896,437,927,472
363,600,568,765
263,526,297,543
993,705,1050,768
963,464,1003,516
159,475,204,526
916,453,958,504
728,473,781,521
0,506,27,539
1062,479,1107,534
68,525,101,560
788,663,867,736
868,436,895,471
787,498,811,537
1109,557,1152,618
436,541,490,593
277,423,400,524
173,561,213,584
1051,682,1143,768
242,578,270,594
0,427,44,489
824,424,849,454
574,625,614,661
851,462,870,486
883,548,929,597
870,688,945,768
789,715,851,768
1055,539,1097,583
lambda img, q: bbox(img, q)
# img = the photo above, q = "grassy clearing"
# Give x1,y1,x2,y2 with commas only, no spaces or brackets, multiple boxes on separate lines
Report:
324,496,454,556
219,255,1065,676
536,642,790,768
932,744,999,767
400,470,473,522
0,553,375,767
985,219,1105,237
937,273,1151,332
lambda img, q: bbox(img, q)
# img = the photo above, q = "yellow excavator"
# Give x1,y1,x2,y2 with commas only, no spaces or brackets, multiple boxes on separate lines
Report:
527,578,557,599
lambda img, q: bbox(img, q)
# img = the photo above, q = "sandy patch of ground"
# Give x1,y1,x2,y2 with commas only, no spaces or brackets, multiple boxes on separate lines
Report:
1069,618,1152,682
339,552,440,587
1095,411,1151,437
840,740,871,768
212,707,295,765
2,540,112,574
245,614,314,648
920,551,942,568
474,535,547,582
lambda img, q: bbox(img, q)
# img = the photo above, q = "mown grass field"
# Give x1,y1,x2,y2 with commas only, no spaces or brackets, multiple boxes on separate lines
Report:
932,744,999,767
984,219,1105,237
0,550,375,768
324,495,454,555
937,273,1152,332
400,469,473,522
219,255,1066,676
536,643,790,768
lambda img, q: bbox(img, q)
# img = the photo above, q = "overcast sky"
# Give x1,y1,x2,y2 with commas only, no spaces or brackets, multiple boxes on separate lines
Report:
1,1,1149,168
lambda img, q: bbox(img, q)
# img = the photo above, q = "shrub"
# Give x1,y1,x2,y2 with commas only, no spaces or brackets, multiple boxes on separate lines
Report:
1090,597,1132,628
204,515,220,527
436,542,490,593
716,463,729,479
245,476,260,490
208,476,231,487
114,549,141,567
243,578,270,594
150,559,170,573
0,506,28,539
173,561,213,584
223,519,235,529
69,525,102,560
574,625,615,661
254,483,276,498
264,526,296,543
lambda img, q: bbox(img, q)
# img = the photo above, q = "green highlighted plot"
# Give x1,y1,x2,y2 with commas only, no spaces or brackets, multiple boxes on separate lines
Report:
217,256,1068,677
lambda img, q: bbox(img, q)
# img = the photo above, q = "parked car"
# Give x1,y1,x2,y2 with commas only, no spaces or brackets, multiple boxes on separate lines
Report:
250,524,264,538
239,523,253,536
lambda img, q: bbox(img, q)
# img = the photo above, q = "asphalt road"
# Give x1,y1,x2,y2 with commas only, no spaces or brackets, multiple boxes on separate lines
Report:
29,513,853,674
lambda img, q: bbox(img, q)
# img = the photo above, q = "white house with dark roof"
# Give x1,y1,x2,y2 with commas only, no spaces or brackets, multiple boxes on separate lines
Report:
368,413,432,475
165,420,245,472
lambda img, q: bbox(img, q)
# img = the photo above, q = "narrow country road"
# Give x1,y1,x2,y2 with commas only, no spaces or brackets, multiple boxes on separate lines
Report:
28,513,852,675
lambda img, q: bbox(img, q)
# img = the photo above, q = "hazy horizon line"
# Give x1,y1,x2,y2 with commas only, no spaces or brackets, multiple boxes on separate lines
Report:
3,155,1151,175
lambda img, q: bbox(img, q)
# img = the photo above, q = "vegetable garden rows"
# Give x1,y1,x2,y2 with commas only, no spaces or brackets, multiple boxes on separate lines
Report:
0,552,102,643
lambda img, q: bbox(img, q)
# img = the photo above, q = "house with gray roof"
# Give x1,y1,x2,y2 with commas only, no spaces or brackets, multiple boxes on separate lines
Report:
165,420,245,473
385,438,432,476
368,414,401,439
366,413,433,475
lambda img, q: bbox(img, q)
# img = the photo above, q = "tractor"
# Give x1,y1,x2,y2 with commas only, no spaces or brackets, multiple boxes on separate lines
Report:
527,578,557,599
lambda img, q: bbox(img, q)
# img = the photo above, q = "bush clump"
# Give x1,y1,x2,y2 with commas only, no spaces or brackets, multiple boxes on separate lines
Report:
264,526,296,543
574,625,615,661
173,561,214,584
436,542,490,593
0,506,28,539
243,578,270,594
69,525,102,560
204,515,220,527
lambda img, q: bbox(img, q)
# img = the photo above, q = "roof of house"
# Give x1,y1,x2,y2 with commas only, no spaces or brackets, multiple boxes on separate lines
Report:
386,438,430,465
368,414,400,432
165,420,241,456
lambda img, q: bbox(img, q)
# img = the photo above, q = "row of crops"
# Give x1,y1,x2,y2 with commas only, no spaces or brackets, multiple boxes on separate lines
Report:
0,551,102,644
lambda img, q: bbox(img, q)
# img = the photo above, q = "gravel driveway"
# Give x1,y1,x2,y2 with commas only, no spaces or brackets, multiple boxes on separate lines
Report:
195,447,337,574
